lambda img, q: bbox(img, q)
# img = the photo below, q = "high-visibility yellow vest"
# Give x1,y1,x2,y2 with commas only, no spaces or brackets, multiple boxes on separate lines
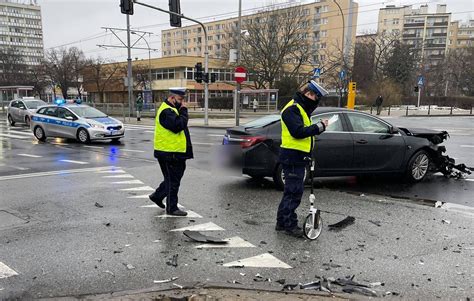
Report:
281,100,312,153
154,102,186,153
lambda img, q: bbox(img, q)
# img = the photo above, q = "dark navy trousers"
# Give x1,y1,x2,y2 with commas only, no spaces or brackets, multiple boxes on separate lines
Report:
276,163,306,230
153,157,186,213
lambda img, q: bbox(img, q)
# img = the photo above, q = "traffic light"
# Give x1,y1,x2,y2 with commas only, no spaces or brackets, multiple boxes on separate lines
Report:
210,73,217,83
203,73,209,83
414,86,419,92
194,62,203,83
169,0,182,27
120,0,134,15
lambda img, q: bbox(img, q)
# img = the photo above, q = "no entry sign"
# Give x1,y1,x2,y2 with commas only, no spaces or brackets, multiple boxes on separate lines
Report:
235,66,247,84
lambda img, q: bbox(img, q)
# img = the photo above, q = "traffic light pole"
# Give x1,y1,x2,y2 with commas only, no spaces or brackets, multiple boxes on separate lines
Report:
134,1,210,126
236,0,242,126
126,14,133,120
417,86,421,108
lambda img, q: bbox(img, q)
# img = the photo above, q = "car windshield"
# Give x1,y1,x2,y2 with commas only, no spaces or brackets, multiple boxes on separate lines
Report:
244,115,280,129
24,100,46,109
68,106,107,118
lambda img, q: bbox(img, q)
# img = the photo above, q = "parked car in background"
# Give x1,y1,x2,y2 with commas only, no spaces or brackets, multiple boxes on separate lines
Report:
223,107,452,190
30,99,125,143
7,97,47,127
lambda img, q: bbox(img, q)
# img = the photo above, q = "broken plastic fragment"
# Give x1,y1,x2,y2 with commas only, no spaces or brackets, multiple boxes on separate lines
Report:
343,286,378,297
300,281,321,290
183,230,227,244
328,216,355,230
282,284,298,291
123,263,135,270
166,254,178,267
153,277,179,284
442,220,451,224
95,202,103,208
173,283,183,289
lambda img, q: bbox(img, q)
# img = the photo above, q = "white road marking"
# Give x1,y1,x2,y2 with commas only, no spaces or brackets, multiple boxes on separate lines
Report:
193,142,216,146
223,253,292,269
17,153,42,158
120,149,145,153
111,179,144,185
156,210,202,218
465,179,474,182
7,130,33,136
140,204,158,207
170,222,224,232
0,262,19,279
129,195,150,199
208,134,224,137
6,166,29,171
96,169,125,174
50,142,69,146
460,145,474,148
195,236,256,249
145,130,154,133
102,174,134,179
60,160,89,165
0,133,29,139
84,145,104,149
0,166,115,181
119,186,154,191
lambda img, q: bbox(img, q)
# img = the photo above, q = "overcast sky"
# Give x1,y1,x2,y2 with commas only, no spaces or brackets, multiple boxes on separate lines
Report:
37,0,473,62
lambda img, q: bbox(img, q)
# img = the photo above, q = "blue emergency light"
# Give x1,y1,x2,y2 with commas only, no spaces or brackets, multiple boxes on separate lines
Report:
55,98,66,105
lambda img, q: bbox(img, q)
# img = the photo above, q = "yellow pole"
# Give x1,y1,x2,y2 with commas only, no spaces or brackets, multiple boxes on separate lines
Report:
347,81,356,109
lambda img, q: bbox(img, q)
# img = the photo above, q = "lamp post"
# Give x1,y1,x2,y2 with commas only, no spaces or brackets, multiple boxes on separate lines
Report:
236,0,242,126
131,32,152,91
333,0,345,107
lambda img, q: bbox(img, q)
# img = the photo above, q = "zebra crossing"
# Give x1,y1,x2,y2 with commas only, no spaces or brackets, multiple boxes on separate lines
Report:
101,167,293,269
0,121,33,141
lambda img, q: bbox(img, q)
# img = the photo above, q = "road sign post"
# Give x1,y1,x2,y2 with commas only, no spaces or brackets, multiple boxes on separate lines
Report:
417,76,424,108
234,66,246,126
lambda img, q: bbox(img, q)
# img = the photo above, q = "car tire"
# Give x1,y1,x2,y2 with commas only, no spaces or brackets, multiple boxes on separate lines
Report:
25,116,30,127
33,126,46,142
405,150,431,182
77,128,90,144
7,114,15,126
273,164,308,191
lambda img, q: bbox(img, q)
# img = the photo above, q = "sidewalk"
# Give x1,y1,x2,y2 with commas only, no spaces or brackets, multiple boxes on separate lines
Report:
125,117,253,129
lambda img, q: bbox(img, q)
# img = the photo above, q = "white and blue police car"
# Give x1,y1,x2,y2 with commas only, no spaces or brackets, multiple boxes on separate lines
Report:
30,99,125,143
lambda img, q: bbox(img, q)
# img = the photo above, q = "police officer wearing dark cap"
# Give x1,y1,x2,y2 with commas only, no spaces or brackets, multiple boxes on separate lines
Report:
276,80,329,237
149,87,193,216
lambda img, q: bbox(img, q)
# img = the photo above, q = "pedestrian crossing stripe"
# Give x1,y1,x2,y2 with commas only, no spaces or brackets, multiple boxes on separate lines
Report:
111,179,144,185
170,222,224,232
96,169,125,174
119,186,154,191
17,153,42,158
223,253,292,269
0,262,18,279
59,160,89,165
0,133,29,139
103,174,134,178
7,130,33,136
195,236,256,249
128,194,150,199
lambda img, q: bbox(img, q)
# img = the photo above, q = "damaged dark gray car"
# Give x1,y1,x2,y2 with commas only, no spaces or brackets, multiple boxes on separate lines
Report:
223,108,472,190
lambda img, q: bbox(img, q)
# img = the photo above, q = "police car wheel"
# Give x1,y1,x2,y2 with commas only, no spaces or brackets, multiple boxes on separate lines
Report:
7,114,15,126
77,128,90,144
34,126,46,141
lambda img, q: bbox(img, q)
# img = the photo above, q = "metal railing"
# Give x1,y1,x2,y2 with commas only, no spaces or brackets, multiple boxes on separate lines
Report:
367,105,473,117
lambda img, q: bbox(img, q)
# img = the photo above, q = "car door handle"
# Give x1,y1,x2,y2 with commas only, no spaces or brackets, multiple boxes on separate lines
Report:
356,139,368,144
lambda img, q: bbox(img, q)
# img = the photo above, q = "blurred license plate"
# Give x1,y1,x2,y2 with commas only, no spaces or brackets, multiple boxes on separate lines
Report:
112,130,120,135
222,136,229,145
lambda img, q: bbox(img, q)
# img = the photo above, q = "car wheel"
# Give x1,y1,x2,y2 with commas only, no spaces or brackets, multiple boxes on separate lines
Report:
406,150,431,182
77,128,90,144
273,164,308,191
25,116,30,127
33,126,46,142
7,114,15,126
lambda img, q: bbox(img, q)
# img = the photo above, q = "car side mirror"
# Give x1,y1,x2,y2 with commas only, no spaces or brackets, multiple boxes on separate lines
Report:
65,116,74,121
389,126,398,134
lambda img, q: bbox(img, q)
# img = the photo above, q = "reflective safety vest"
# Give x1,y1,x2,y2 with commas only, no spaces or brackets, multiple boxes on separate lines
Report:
281,100,312,153
154,102,186,153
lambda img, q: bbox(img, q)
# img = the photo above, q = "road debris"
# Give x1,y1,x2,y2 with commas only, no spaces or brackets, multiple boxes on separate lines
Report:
123,263,135,270
368,220,382,227
103,270,115,277
276,279,286,285
173,283,183,289
342,286,378,297
94,202,103,208
300,281,321,290
434,201,443,208
183,230,227,244
282,284,299,291
166,254,178,267
442,220,451,225
153,277,179,284
328,216,355,230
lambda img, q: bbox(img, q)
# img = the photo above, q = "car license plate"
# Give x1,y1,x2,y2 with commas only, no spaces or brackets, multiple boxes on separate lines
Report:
112,130,120,135
223,136,229,145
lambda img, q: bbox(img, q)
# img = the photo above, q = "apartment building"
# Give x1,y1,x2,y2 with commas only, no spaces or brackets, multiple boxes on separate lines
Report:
449,20,474,49
0,0,44,66
378,4,451,64
161,0,358,70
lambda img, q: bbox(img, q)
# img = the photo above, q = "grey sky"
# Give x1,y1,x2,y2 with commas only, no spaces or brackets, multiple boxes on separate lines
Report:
38,0,473,62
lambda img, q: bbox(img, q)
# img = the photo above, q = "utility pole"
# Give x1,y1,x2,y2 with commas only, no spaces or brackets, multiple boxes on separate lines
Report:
333,0,345,107
235,0,242,126
126,15,132,120
133,0,210,126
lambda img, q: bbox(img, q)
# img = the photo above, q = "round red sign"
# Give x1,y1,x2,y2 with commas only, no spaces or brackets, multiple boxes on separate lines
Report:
235,66,247,84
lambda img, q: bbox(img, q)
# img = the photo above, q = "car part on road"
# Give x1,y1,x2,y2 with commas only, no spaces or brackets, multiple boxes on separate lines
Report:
166,254,178,267
328,216,355,230
183,230,227,244
33,126,46,141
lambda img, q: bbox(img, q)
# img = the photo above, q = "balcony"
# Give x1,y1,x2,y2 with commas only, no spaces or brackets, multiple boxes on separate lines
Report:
428,54,445,59
404,22,424,27
432,32,447,37
402,33,416,38
426,43,446,48
433,21,448,26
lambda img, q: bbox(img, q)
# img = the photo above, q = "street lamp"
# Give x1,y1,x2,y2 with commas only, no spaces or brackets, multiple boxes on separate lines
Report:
131,32,152,90
333,0,345,107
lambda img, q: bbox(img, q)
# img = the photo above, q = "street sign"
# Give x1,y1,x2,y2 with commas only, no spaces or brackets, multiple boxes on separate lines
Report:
235,66,247,84
313,68,321,78
339,70,345,80
417,75,424,86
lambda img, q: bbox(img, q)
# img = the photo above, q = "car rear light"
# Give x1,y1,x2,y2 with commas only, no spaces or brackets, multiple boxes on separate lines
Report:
240,136,266,149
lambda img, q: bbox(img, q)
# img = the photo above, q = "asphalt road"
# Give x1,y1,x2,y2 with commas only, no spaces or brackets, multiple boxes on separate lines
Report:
0,116,473,299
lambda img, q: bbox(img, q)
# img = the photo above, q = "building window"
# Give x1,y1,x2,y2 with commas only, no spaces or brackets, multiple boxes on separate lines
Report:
321,6,329,12
321,30,327,37
321,18,328,25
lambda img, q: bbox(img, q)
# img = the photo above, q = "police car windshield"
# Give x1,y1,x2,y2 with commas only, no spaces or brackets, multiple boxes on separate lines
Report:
69,106,107,118
24,100,46,109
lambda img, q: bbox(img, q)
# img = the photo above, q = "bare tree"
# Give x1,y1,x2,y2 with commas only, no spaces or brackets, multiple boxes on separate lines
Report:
43,47,87,99
222,4,313,89
83,57,122,102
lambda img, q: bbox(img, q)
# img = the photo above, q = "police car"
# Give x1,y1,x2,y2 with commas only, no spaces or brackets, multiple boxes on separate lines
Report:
30,99,125,143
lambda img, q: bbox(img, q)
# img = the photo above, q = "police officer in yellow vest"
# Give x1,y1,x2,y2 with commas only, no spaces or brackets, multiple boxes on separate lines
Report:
276,80,329,237
149,87,193,216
